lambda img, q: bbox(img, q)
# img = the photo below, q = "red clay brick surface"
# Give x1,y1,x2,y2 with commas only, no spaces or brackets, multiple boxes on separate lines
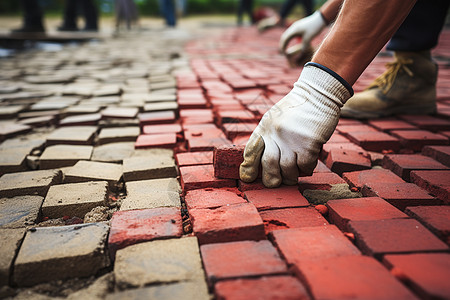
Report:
244,185,309,210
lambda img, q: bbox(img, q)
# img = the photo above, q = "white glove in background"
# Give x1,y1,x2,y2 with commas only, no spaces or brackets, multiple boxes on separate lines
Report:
279,11,327,53
239,64,352,188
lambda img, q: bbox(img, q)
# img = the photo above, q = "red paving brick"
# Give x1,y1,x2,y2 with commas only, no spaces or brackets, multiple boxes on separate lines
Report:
383,253,450,300
405,206,450,243
361,182,440,210
270,226,361,266
213,145,245,179
108,207,182,259
327,197,408,231
368,119,418,132
134,133,177,149
244,185,309,211
346,131,401,152
422,145,450,167
348,218,449,258
410,170,450,203
175,151,213,167
189,203,265,244
298,172,346,192
342,168,405,189
238,179,266,191
321,142,367,160
298,256,418,300
399,115,450,132
214,276,310,300
324,148,371,175
184,188,246,210
201,240,287,285
142,123,182,135
179,164,236,191
382,154,449,181
222,122,257,140
260,207,328,234
391,130,449,152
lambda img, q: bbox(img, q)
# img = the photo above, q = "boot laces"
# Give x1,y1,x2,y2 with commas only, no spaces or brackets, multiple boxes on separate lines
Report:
367,57,414,94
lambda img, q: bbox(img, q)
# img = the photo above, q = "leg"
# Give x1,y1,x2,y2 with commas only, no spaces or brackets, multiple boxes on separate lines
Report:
81,0,99,30
19,0,45,31
162,0,176,27
279,0,298,21
246,0,255,24
300,0,314,17
237,0,245,25
60,0,78,30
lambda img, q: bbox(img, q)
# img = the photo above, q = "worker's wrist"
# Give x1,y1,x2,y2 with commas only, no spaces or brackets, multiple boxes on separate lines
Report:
318,11,330,26
304,62,354,97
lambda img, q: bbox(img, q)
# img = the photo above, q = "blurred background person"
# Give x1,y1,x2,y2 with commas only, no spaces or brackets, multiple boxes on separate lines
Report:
12,0,45,33
158,0,177,27
115,0,139,30
176,0,188,17
258,0,314,32
58,0,99,32
237,0,254,26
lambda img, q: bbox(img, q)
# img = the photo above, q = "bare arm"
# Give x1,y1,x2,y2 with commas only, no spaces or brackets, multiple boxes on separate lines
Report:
319,0,343,24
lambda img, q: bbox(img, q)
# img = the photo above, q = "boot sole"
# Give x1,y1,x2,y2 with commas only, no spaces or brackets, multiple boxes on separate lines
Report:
341,104,437,119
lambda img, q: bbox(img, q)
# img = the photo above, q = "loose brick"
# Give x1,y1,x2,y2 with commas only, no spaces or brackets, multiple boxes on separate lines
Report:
368,119,417,132
0,169,62,198
0,228,26,286
327,132,351,143
179,164,236,191
189,203,265,244
337,124,378,134
14,223,110,286
270,226,361,266
348,218,449,258
201,240,287,285
346,131,401,152
175,151,213,167
213,145,245,179
410,170,450,203
114,237,204,289
244,185,309,211
342,168,404,189
399,115,450,132
142,123,182,135
405,206,450,243
108,207,183,259
298,256,418,300
215,110,255,126
222,122,257,140
42,181,108,218
260,207,328,234
97,127,140,145
383,253,450,300
313,160,331,173
0,148,27,175
46,126,97,146
382,154,448,181
298,172,346,192
188,137,233,152
324,148,371,175
59,113,101,126
321,142,367,160
215,276,310,300
327,197,408,231
123,150,177,181
138,111,176,125
134,133,177,149
0,196,43,228
64,160,123,190
39,145,93,169
102,107,138,119
184,188,246,210
238,179,266,191
422,145,450,167
362,182,439,210
391,130,448,152
91,142,135,163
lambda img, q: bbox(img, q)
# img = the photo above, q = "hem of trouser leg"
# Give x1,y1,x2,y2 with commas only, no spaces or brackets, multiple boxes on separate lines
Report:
305,62,354,97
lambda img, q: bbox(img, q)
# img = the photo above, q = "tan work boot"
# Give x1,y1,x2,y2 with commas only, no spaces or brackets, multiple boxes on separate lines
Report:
341,51,437,119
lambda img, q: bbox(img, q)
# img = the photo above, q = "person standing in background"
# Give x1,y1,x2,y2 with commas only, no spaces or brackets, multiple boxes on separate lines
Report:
158,0,177,27
237,0,254,26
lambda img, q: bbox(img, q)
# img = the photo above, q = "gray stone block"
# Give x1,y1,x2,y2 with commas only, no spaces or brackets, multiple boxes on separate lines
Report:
123,150,177,182
46,126,98,146
64,160,123,190
14,223,110,286
97,127,140,145
39,145,93,169
91,142,135,163
0,196,43,228
42,181,108,218
0,228,26,286
114,237,204,289
0,169,62,198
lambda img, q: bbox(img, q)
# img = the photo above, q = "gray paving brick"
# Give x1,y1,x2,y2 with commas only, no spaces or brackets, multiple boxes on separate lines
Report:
14,223,110,286
0,228,26,286
39,145,93,169
46,126,98,146
91,142,135,163
42,181,108,218
0,196,43,228
0,169,62,198
114,237,204,289
64,160,122,190
97,127,140,145
123,149,177,181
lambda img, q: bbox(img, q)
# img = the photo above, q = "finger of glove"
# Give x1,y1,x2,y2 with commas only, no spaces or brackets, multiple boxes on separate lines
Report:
239,132,264,183
279,25,301,53
280,151,299,185
297,153,318,177
261,140,282,188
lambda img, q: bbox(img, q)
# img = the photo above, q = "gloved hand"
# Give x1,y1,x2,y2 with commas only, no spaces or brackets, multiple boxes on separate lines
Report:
279,11,327,54
239,63,353,188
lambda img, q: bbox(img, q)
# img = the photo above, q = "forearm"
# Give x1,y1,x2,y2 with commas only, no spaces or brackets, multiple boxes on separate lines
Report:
313,0,417,85
319,0,343,24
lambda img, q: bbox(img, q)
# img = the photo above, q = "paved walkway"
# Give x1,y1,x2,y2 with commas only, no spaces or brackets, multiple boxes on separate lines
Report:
0,19,449,299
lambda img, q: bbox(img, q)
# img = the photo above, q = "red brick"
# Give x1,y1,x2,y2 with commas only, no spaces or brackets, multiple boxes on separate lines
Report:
232,134,250,146
313,160,331,173
213,145,245,179
188,137,233,152
383,253,450,300
399,115,450,132
108,207,182,259
184,188,246,210
422,145,450,167
184,123,224,140
321,142,367,160
342,168,405,189
238,179,265,191
298,172,346,192
260,207,328,234
190,203,265,244
348,218,449,258
215,276,310,300
336,124,378,134
222,122,257,140
179,164,236,191
178,96,208,109
175,151,213,167
327,133,351,143
368,119,417,132
337,119,363,126
410,170,450,203
405,206,450,243
391,130,448,152
244,185,309,211
142,124,182,135
324,148,371,175
346,131,401,152
362,182,439,210
134,133,176,149
201,240,287,286
270,226,360,266
382,154,449,181
138,111,175,125
327,197,408,231
298,256,418,300
215,110,256,126
180,109,214,124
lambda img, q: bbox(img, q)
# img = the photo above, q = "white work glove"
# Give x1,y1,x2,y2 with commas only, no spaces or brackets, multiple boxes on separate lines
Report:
279,11,327,54
239,63,353,188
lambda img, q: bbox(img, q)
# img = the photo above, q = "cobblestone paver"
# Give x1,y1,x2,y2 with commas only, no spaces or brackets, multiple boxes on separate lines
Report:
0,19,449,299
